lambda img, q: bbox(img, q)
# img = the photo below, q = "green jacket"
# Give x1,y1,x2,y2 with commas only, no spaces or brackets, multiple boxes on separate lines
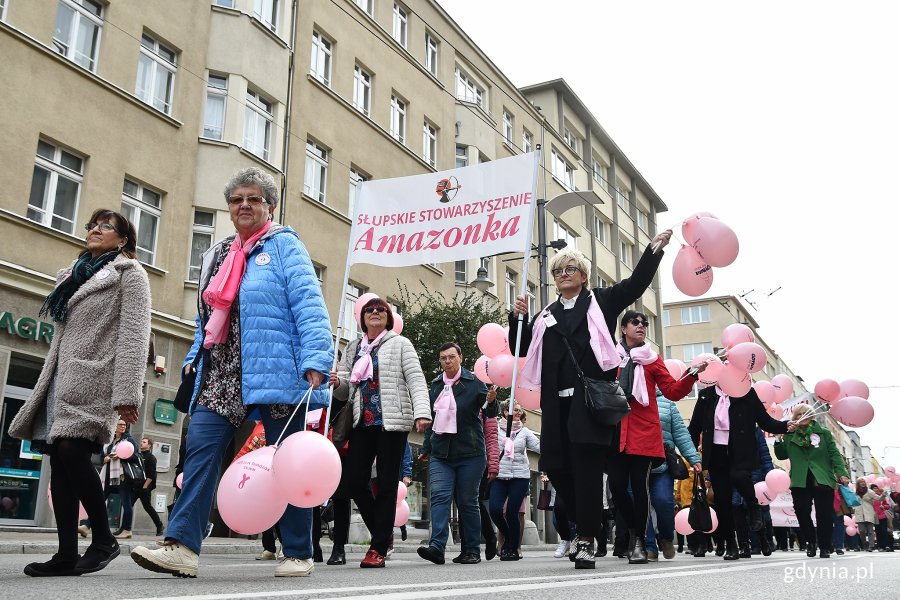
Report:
773,422,848,489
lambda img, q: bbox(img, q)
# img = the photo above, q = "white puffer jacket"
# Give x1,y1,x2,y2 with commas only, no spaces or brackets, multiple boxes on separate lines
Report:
334,331,431,432
497,420,540,479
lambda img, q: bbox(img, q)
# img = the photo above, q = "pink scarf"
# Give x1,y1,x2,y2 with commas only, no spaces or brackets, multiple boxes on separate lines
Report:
433,369,461,434
349,330,388,384
202,221,272,348
519,292,619,387
616,342,658,407
713,386,730,443
501,418,523,460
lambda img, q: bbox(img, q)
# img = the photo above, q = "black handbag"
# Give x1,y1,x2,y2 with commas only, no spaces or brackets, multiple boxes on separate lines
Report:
665,444,689,480
687,472,713,533
536,483,552,510
122,452,146,485
561,337,630,426
329,401,353,449
173,350,205,413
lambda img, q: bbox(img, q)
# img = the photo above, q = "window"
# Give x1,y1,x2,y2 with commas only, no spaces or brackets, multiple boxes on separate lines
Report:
135,34,176,114
343,283,364,339
553,218,577,251
455,68,484,107
203,74,227,139
592,158,605,185
313,264,325,285
505,270,517,311
243,90,273,161
53,0,103,72
527,282,537,315
455,146,468,168
637,209,649,232
683,342,713,363
681,305,710,324
662,310,670,327
646,315,657,340
390,95,406,144
310,31,332,86
0,0,7,21
188,210,215,281
214,0,235,7
352,65,371,116
423,122,437,167
522,130,533,153
121,178,161,265
253,0,277,31
502,110,513,144
304,141,328,203
564,128,578,152
479,256,493,282
616,186,628,210
619,239,632,267
454,260,467,284
665,346,672,359
27,139,83,234
551,150,574,190
392,4,408,47
425,33,438,75
594,215,609,246
348,168,367,218
355,0,373,16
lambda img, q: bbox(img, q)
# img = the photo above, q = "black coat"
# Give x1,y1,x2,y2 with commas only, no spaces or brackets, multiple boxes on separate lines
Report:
509,244,662,471
689,386,788,472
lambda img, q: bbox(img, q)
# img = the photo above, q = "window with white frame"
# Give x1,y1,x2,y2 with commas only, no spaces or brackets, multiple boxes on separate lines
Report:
502,110,513,144
304,140,328,203
662,310,670,327
342,283,364,339
214,0,235,7
553,218,577,251
253,0,277,31
0,0,8,21
563,127,578,153
313,264,325,285
681,305,710,324
203,74,227,139
27,139,83,234
637,208,649,232
390,95,406,144
665,346,673,359
598,275,613,288
551,150,575,190
646,314,657,340
619,238,632,267
135,33,177,114
616,186,628,210
522,130,533,153
348,167,367,218
594,215,609,247
455,68,484,107
423,121,437,167
683,342,713,363
505,270,517,311
425,33,438,76
355,0,373,16
592,158,605,185
392,3,407,47
527,282,537,315
310,30,332,87
479,256,493,282
243,90,273,161
53,0,103,72
188,209,215,282
455,145,468,168
454,260,467,284
352,64,371,116
121,178,161,265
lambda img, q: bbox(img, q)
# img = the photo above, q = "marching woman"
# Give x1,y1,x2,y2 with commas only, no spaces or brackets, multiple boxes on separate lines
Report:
510,231,675,569
773,404,849,558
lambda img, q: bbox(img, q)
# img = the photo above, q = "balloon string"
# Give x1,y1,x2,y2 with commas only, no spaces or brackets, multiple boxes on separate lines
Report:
274,386,314,448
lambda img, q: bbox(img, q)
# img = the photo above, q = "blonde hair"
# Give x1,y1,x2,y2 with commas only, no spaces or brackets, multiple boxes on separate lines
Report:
791,404,815,421
549,248,590,288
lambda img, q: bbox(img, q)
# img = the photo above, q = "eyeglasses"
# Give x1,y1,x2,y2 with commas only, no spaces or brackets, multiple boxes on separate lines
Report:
439,355,459,362
628,318,650,327
227,195,266,206
363,306,388,314
85,222,117,233
551,265,580,278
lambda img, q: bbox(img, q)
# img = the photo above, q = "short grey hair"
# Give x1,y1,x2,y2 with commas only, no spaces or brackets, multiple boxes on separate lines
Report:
223,167,279,208
549,248,590,288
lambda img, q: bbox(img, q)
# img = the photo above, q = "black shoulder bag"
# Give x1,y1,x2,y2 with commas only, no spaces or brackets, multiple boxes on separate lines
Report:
561,337,630,426
687,471,713,533
174,348,208,413
665,444,690,480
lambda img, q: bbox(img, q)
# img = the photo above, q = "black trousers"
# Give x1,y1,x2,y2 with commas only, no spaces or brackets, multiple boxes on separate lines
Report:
708,444,757,542
791,484,835,551
130,486,163,528
330,498,352,547
477,470,496,543
607,452,653,537
546,443,608,539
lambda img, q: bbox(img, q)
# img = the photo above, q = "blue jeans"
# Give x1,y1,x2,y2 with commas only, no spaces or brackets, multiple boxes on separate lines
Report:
832,514,846,550
428,454,486,554
167,405,312,557
645,471,675,552
118,484,134,530
489,478,529,551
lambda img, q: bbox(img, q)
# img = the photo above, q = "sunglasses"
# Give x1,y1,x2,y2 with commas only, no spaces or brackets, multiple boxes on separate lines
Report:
551,265,580,277
227,195,266,206
363,306,388,314
84,222,117,232
628,318,649,327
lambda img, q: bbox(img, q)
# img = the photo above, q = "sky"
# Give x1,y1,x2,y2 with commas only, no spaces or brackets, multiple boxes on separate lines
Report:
442,0,900,468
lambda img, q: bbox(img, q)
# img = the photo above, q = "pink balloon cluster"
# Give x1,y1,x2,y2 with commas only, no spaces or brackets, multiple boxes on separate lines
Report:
812,378,874,428
672,213,739,296
673,506,718,535
353,293,403,335
474,323,540,410
394,482,410,527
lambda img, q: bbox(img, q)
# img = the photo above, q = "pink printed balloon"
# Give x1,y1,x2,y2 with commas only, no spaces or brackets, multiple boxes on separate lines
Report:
814,379,841,404
754,482,775,506
884,466,896,475
753,381,776,405
474,355,492,384
217,447,287,535
394,499,410,527
706,507,719,533
674,508,694,535
721,323,754,349
766,402,783,420
664,359,687,380
397,481,407,504
830,395,874,428
486,353,515,388
726,342,767,373
175,472,184,489
681,212,719,245
864,474,877,484
672,245,714,297
115,440,135,460
766,470,791,494
515,385,541,411
771,375,794,402
690,217,739,268
839,379,869,400
694,354,724,386
273,431,342,508
392,313,403,336
477,323,509,358
354,292,380,327
502,326,512,355
717,363,752,397
846,525,858,536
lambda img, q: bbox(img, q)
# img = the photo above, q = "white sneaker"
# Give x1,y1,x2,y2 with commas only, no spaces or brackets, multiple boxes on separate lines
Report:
554,539,571,558
131,541,199,578
256,550,276,560
275,557,314,577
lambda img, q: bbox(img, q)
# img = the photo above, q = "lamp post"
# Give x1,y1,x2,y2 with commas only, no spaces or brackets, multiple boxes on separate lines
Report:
469,266,494,294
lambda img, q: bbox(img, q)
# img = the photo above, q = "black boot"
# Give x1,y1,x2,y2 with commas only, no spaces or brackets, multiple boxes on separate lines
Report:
484,535,498,561
723,537,739,561
24,554,82,577
326,545,346,565
74,540,120,574
573,539,595,569
739,542,752,559
313,543,323,563
806,541,817,558
628,530,648,565
749,504,764,531
760,534,773,556
715,539,726,556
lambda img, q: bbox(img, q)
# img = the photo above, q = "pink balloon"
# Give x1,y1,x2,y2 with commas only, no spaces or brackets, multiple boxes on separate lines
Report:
721,323,755,349
515,385,541,410
354,292,380,327
217,446,286,535
726,342,767,373
664,359,687,380
765,402,783,420
1,497,12,510
502,326,512,355
830,395,874,428
770,375,794,402
273,431,342,508
474,355,492,384
843,515,854,527
875,477,889,489
753,381,776,405
754,482,775,506
486,353,515,388
839,379,869,400
47,484,89,520
706,507,719,533
718,363,752,397
394,499,410,527
846,525,858,536
694,354,724,386
115,440,134,460
765,470,791,494
864,474,877,484
477,323,509,358
392,313,403,336
814,379,841,404
884,466,896,475
674,508,694,535
175,472,184,489
672,245,713,297
893,482,900,493
690,217,739,268
397,481,407,504
681,212,719,245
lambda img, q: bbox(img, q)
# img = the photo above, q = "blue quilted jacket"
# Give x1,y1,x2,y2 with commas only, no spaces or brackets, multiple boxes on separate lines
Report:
651,392,701,474
183,225,333,413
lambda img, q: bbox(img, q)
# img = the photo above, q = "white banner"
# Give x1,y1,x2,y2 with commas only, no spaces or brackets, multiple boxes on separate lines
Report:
769,490,816,528
349,152,538,267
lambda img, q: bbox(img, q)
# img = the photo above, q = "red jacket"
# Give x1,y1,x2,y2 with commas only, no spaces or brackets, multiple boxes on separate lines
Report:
483,411,499,477
618,355,696,458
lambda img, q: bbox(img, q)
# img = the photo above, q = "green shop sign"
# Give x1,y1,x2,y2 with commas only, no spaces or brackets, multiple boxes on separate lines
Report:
154,399,178,425
0,311,54,344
